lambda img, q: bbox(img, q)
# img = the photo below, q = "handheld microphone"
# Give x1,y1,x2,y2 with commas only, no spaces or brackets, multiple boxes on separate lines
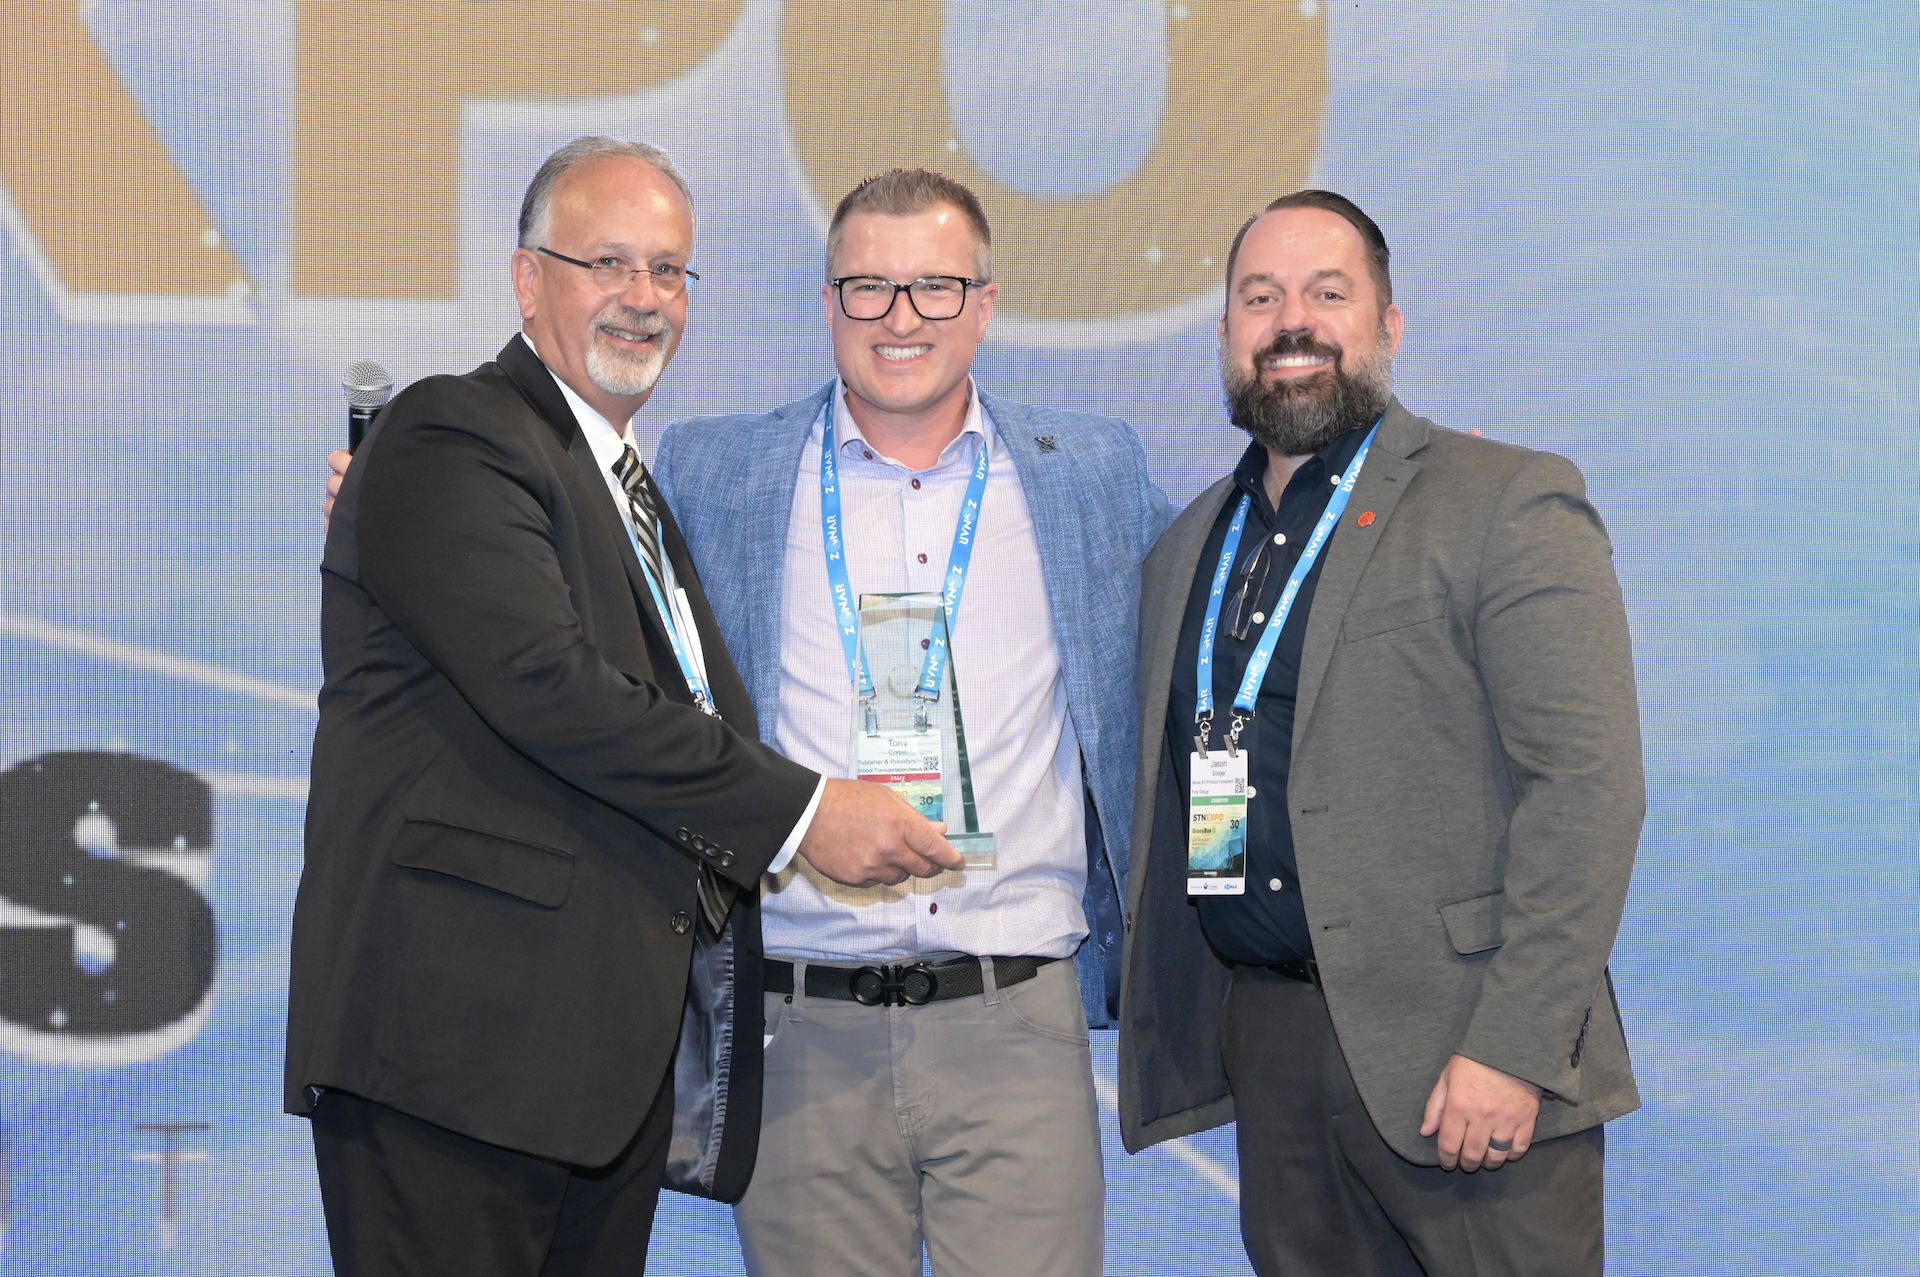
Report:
342,361,393,453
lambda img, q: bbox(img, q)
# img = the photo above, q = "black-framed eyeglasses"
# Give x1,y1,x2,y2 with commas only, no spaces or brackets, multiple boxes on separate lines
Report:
830,275,984,321
536,247,699,297
1223,536,1278,641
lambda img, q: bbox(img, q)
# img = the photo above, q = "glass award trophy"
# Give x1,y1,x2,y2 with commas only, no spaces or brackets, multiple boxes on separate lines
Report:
854,591,996,871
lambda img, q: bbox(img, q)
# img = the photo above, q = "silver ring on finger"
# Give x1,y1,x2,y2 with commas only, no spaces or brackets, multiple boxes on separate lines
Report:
1487,1137,1514,1152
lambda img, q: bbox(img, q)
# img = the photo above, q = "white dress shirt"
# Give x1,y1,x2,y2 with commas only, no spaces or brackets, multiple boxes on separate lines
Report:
762,379,1087,962
537,341,819,870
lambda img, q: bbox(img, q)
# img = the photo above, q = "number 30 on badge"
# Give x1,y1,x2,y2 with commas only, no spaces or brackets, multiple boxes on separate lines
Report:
1188,750,1248,895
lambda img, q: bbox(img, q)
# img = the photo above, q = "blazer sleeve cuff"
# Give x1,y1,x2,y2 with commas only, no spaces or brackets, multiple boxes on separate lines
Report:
1455,1018,1585,1104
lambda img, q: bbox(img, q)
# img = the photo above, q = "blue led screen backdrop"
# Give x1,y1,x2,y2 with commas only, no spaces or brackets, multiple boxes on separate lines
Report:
0,2,1914,1273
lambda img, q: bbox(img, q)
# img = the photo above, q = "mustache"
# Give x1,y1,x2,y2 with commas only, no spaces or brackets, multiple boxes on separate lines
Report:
592,304,670,338
1253,330,1343,368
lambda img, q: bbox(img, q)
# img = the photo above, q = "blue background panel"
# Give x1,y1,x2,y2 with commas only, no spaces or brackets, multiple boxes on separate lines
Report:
0,2,1915,1273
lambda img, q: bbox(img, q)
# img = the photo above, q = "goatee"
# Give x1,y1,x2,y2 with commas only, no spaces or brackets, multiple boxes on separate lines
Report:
585,302,672,397
1220,323,1394,459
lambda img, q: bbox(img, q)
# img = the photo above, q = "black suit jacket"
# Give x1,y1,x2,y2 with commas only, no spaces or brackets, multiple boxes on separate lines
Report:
286,335,817,1198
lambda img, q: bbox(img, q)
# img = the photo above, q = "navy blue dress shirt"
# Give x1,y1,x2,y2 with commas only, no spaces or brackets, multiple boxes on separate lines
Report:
1165,426,1368,967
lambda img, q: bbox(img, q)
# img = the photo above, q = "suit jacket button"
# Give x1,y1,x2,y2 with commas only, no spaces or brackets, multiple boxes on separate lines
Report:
718,850,734,868
677,828,692,843
692,834,710,851
670,911,692,934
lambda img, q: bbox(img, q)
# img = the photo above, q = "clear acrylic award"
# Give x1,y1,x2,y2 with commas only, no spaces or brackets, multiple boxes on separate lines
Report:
853,591,996,871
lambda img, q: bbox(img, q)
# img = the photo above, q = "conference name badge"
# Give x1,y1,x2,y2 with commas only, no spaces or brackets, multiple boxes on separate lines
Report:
821,404,998,872
1187,749,1248,895
855,729,945,823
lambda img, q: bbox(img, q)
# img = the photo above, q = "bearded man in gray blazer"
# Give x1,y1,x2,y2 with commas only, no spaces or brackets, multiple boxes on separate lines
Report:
1116,191,1644,1276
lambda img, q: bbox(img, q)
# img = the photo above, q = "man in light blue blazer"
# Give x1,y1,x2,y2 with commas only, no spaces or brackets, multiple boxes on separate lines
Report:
656,169,1169,1277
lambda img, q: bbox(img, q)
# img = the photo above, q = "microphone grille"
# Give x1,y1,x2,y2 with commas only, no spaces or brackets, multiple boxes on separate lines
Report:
342,360,394,409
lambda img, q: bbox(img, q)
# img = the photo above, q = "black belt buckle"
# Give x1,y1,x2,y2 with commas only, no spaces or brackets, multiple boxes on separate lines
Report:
851,962,937,1006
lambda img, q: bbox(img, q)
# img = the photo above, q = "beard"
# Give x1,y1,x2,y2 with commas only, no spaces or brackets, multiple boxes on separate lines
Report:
1219,321,1395,458
584,301,673,397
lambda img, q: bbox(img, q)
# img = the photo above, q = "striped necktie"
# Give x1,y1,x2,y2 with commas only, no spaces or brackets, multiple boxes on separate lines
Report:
611,442,735,935
611,444,665,587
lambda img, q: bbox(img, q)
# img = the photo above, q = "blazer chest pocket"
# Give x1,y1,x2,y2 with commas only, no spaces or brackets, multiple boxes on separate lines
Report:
392,817,575,908
1341,591,1448,644
1437,889,1503,955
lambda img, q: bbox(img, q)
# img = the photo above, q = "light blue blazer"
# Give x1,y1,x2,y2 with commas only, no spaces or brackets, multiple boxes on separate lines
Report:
656,381,1172,1024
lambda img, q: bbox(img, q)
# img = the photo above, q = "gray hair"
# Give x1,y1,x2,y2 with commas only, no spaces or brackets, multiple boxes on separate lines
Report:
517,135,695,249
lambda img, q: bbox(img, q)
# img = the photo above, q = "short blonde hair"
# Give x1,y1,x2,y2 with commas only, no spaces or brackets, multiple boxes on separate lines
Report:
825,169,993,280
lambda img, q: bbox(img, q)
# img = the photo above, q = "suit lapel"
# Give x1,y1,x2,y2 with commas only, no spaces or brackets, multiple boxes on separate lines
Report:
654,493,759,725
497,333,579,449
1143,478,1236,765
564,429,674,636
1125,475,1234,921
979,392,1079,663
1290,399,1428,752
733,386,830,735
496,334,682,669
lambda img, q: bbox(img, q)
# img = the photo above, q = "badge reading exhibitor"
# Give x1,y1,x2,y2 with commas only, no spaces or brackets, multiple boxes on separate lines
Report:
1187,748,1248,895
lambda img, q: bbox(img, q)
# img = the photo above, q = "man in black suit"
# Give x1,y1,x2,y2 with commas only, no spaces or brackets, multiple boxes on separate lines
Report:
287,136,961,1277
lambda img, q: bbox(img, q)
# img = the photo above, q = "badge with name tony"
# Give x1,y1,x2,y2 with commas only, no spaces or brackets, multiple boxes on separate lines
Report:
855,729,945,823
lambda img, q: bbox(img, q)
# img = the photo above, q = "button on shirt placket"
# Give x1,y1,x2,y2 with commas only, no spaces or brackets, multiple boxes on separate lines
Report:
902,453,954,598
854,434,974,951
896,439,970,947
1167,428,1371,968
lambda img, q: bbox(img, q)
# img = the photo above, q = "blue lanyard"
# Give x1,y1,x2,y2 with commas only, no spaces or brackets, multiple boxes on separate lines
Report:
820,397,990,730
624,507,717,716
1195,422,1379,751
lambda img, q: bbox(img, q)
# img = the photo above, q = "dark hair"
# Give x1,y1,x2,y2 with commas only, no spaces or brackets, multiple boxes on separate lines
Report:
1223,190,1392,305
826,169,993,279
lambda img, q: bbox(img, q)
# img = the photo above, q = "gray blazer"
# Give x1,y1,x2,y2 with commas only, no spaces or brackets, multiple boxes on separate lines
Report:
1116,398,1644,1163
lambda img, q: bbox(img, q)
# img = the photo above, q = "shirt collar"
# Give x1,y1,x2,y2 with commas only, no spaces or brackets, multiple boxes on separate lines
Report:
828,377,989,470
1231,421,1372,517
526,334,634,475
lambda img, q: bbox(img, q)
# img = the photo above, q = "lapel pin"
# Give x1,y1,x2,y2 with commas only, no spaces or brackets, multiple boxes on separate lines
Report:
1035,435,1057,452
1356,511,1376,528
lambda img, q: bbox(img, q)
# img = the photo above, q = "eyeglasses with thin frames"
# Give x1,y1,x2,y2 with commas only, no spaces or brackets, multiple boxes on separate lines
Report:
536,247,699,297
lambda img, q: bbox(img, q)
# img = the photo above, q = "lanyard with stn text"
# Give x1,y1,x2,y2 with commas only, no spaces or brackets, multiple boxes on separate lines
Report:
820,397,990,732
1194,421,1380,755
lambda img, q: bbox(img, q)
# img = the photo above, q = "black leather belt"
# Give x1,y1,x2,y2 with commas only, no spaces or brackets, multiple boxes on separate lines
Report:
1269,958,1322,990
765,956,1057,1007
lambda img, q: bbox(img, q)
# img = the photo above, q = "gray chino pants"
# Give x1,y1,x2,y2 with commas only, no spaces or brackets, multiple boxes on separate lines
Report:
734,956,1104,1277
